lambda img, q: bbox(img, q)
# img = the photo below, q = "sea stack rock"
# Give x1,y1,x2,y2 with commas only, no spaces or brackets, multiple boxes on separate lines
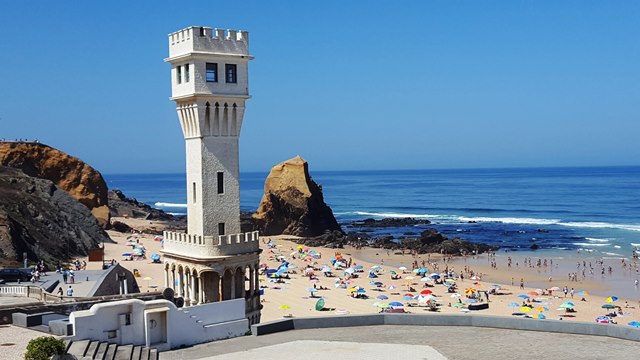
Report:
0,142,110,227
253,156,343,237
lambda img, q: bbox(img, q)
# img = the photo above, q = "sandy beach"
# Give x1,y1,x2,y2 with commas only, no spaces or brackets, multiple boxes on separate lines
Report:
83,220,640,329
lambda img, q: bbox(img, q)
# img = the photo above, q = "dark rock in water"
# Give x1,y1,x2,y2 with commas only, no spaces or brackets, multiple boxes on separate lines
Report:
0,142,110,227
371,227,497,256
530,244,540,250
108,189,175,221
0,166,111,266
252,156,342,237
348,217,431,228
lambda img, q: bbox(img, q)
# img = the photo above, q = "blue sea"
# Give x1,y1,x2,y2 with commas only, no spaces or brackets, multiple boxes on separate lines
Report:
104,166,640,258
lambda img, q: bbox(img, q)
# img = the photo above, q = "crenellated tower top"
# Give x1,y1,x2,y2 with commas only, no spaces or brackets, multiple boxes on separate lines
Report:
168,26,250,59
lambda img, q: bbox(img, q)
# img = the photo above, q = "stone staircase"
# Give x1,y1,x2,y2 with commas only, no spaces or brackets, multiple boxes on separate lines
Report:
65,339,159,360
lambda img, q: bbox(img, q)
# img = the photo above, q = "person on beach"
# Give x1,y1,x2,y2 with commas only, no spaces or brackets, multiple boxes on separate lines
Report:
66,285,74,297
62,269,68,284
57,287,63,296
520,279,524,289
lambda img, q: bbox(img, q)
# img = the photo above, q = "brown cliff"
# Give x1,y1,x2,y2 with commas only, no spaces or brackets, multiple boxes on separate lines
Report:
252,156,343,237
0,141,110,227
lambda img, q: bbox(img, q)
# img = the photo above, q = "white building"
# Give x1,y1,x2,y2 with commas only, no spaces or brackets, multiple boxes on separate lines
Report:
161,26,261,324
70,298,248,351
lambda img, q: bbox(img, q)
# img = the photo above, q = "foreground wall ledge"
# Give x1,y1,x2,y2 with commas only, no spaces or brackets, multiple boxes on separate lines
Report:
251,314,640,342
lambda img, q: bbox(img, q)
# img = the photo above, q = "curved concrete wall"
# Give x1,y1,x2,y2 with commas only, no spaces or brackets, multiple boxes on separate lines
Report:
251,314,640,342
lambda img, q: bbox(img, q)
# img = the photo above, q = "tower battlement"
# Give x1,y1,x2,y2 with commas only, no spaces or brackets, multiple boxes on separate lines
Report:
168,26,249,58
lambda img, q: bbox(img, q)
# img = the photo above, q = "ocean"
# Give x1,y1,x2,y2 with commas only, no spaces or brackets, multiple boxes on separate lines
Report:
104,166,640,259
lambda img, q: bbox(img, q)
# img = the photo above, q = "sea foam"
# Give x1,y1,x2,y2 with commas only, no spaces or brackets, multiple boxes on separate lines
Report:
155,202,188,208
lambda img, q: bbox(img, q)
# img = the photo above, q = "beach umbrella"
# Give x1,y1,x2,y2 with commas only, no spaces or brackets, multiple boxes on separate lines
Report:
605,296,618,303
403,296,414,301
121,253,132,257
278,305,290,310
628,321,640,328
368,273,378,278
466,299,478,304
389,301,404,307
371,281,384,287
527,291,540,296
387,285,397,290
451,293,462,298
398,266,407,271
315,298,325,311
348,287,357,293
371,265,382,271
601,304,616,309
536,307,549,312
453,302,465,307
377,295,389,300
534,289,544,294
548,286,561,291
404,276,415,280
507,302,520,308
560,302,575,308
578,290,589,296
465,288,477,294
420,277,433,282
404,293,414,297
520,307,532,313
420,289,433,295
489,284,501,290
535,313,546,319
357,288,366,293
517,294,530,299
321,265,332,273
377,303,391,308
389,271,397,275
430,273,441,279
596,316,611,324
354,265,364,270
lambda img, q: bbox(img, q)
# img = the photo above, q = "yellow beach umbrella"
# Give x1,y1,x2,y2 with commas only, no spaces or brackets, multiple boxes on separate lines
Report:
520,307,532,313
278,305,290,310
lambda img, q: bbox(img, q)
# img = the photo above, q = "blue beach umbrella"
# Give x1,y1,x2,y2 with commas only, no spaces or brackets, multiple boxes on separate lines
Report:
507,302,520,308
466,299,478,303
354,265,364,270
402,296,413,301
357,288,366,293
628,321,640,328
560,302,575,308
377,295,389,300
389,302,404,307
517,294,530,299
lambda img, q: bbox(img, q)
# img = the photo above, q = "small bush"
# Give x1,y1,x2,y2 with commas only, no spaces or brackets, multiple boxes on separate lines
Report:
24,336,65,360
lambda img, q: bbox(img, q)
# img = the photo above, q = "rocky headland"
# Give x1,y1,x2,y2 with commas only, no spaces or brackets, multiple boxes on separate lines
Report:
0,166,111,266
252,156,342,237
0,142,110,227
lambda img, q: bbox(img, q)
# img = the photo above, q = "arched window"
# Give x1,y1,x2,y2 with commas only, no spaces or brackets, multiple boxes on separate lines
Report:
205,102,211,134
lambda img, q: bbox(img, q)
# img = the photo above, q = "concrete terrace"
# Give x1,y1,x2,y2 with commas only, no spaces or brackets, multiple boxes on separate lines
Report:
162,324,639,360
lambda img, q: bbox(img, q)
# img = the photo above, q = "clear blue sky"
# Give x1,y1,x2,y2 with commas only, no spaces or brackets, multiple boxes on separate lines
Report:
1,1,639,173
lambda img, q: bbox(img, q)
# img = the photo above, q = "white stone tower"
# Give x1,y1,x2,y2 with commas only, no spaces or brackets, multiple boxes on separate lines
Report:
162,26,261,324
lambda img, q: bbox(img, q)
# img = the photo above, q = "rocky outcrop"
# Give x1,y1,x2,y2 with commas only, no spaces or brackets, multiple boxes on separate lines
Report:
347,217,432,228
0,166,111,266
0,142,110,227
252,156,342,237
108,189,175,221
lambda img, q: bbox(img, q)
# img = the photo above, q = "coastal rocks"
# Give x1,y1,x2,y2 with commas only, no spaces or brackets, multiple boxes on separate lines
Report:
0,142,110,227
0,166,110,266
394,229,497,255
348,217,431,228
108,189,175,221
252,156,343,237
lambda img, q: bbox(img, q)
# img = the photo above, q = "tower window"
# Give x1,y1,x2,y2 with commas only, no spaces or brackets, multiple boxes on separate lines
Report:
184,64,190,82
218,223,225,236
192,182,196,204
176,66,182,84
217,172,224,194
225,64,237,83
206,63,218,82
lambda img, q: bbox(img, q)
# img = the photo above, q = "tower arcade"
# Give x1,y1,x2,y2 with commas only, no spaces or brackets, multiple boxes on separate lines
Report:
161,26,260,324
